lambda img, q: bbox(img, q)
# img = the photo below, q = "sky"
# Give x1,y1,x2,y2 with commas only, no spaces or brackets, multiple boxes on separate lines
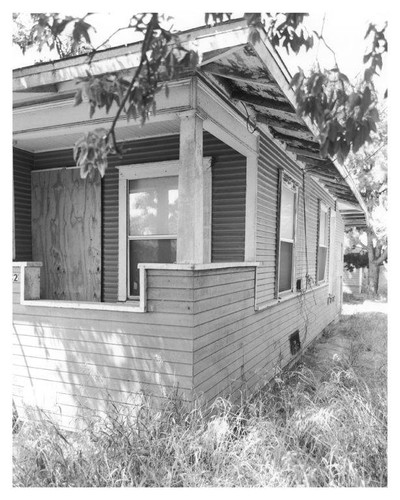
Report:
12,11,388,97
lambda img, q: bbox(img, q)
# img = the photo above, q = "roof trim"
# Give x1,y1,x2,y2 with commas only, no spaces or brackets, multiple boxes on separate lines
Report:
251,25,368,218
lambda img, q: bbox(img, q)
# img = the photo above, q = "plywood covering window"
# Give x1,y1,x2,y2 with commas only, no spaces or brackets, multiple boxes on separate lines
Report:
278,176,298,294
317,203,329,282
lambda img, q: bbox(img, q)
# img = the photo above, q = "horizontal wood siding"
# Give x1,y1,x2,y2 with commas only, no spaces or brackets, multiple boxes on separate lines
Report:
192,267,340,404
256,131,336,307
13,267,194,429
13,258,343,427
13,148,33,261
34,132,245,301
204,133,246,262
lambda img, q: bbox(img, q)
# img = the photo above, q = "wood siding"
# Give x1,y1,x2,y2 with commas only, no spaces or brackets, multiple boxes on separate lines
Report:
13,258,343,427
256,131,336,307
34,133,246,302
13,268,195,429
192,267,340,404
204,134,246,262
13,148,33,261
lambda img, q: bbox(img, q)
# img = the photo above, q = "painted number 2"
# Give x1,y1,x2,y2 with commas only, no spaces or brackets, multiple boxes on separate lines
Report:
12,273,19,282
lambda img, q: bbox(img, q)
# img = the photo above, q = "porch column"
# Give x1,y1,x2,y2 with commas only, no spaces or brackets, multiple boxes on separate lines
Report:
177,111,211,263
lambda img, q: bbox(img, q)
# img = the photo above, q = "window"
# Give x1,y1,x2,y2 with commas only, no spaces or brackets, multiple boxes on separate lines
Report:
117,161,180,301
317,203,329,282
128,176,178,296
278,176,297,293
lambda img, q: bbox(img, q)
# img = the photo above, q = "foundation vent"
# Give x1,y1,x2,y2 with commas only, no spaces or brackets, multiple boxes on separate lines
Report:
289,330,301,355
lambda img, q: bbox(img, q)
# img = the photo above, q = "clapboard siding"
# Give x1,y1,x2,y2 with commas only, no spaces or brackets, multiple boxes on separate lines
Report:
12,267,195,429
204,134,246,262
13,148,33,261
255,131,336,307
34,133,246,302
13,253,343,428
192,261,340,404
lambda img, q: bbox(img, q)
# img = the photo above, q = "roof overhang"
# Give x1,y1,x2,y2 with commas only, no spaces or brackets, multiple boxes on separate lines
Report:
13,18,367,227
197,22,368,228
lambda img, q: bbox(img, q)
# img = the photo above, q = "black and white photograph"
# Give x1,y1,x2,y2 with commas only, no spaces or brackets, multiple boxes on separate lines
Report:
8,3,392,490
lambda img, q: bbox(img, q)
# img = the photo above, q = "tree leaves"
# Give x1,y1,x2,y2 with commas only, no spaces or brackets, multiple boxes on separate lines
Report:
266,13,313,54
14,12,387,175
73,128,110,178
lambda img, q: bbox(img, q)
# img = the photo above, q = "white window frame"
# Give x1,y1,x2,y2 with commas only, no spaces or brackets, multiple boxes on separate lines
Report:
328,209,336,294
277,174,298,296
117,160,180,302
317,202,329,283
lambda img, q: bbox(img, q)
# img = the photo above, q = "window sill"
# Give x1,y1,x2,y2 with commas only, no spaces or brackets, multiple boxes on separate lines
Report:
255,282,329,312
20,299,145,313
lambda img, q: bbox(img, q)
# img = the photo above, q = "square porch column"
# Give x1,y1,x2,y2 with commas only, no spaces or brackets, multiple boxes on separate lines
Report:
177,111,211,264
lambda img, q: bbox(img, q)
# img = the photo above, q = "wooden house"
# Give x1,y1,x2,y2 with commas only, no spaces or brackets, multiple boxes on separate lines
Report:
12,19,367,428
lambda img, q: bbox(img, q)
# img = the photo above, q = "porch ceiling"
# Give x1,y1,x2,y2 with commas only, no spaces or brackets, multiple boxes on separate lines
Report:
199,42,367,227
14,118,181,153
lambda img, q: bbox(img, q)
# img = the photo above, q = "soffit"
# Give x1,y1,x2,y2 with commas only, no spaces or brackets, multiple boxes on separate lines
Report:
199,39,367,227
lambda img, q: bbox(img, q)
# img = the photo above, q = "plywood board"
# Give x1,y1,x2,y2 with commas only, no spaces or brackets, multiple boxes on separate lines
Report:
32,168,101,301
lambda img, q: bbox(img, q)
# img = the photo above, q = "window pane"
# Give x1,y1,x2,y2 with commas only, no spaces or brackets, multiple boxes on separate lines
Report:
279,241,293,292
318,246,328,281
280,186,295,240
129,239,176,296
319,209,328,246
129,176,178,236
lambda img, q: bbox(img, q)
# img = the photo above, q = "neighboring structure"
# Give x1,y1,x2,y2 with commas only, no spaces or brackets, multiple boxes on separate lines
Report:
343,268,363,295
13,19,367,428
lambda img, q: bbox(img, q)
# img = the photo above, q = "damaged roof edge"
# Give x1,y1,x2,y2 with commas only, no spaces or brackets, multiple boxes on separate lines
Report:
253,26,368,219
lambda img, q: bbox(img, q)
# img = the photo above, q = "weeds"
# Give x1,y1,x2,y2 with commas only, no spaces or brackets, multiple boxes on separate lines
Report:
13,310,387,487
13,362,387,487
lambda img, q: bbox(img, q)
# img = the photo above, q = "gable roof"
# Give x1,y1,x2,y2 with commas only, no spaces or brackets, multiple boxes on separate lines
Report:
13,18,367,227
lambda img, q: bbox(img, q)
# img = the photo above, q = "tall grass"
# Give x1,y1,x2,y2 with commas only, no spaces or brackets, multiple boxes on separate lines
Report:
13,309,387,487
13,357,387,487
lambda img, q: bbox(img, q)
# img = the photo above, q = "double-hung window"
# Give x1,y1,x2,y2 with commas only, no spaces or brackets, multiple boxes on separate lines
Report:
128,176,178,297
317,203,329,282
278,176,297,293
118,161,179,301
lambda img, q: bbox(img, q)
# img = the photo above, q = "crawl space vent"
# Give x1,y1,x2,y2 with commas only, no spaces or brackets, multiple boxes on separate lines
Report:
289,330,301,355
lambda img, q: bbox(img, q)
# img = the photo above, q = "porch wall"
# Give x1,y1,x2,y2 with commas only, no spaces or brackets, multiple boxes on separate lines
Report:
12,267,196,429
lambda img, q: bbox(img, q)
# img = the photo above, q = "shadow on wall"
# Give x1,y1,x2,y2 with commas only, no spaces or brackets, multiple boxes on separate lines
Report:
12,316,193,429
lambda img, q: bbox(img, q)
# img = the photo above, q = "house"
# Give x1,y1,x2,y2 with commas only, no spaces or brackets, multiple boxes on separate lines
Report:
13,19,368,428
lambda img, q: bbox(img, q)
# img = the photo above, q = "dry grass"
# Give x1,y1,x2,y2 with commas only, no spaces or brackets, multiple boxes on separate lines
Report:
13,307,387,487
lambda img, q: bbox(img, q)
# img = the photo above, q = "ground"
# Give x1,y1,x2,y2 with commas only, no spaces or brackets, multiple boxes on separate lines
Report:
301,295,387,382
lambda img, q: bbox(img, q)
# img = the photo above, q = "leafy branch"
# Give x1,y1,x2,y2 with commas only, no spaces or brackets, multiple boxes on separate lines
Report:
14,13,387,177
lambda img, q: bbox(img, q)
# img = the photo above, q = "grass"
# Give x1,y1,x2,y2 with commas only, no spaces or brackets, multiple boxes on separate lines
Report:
13,306,387,487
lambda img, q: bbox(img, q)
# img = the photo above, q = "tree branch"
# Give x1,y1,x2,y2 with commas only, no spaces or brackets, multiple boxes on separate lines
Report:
104,14,158,152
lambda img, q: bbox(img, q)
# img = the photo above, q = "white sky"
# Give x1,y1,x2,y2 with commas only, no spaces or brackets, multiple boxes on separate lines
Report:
12,10,387,95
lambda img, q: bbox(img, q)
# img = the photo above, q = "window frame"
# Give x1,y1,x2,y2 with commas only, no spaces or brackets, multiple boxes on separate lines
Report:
117,160,180,302
276,172,298,297
317,202,330,284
